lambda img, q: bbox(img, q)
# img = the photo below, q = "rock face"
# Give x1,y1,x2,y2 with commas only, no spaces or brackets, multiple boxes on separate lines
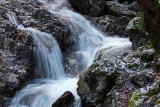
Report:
68,0,105,16
126,17,150,49
77,58,120,106
52,91,75,107
136,0,160,71
0,14,33,106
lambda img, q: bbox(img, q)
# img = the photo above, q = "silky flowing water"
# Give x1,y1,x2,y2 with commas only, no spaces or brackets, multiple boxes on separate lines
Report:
8,0,132,107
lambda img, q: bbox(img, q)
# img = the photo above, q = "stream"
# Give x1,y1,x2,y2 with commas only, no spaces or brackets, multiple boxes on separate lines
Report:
7,0,131,107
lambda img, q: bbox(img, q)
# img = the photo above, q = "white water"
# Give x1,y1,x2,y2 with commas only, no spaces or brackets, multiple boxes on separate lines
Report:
44,0,131,69
8,0,132,107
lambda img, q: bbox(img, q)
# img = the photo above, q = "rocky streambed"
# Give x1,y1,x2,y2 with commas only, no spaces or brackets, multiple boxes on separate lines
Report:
0,0,160,107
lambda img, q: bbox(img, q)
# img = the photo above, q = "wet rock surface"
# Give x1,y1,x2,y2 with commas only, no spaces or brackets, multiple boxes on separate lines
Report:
52,91,75,107
0,11,34,106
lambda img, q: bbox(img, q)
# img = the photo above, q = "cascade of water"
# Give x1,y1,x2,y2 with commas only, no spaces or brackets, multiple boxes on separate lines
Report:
7,12,65,80
44,0,131,70
27,28,65,79
7,10,80,107
9,0,132,107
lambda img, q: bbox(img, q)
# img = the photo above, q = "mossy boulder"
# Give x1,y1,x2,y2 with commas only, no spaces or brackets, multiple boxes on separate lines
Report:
126,17,150,50
77,58,121,106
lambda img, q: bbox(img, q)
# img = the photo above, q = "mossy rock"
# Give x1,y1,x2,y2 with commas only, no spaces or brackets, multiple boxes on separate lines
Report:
126,17,145,33
77,58,121,106
128,80,160,106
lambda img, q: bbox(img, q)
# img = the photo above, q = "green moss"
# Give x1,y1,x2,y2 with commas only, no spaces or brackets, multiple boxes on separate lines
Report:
137,17,145,32
78,79,85,90
148,88,158,96
128,80,160,107
128,89,148,107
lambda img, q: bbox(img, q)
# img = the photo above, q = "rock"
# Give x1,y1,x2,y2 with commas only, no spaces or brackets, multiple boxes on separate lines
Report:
77,58,121,106
126,17,150,49
104,71,135,107
0,11,33,106
136,0,160,52
104,46,156,107
68,0,105,16
136,0,160,71
90,15,130,36
89,0,137,37
52,91,75,107
131,71,154,87
105,1,136,18
128,78,160,107
118,0,134,3
32,9,73,55
140,48,155,62
155,53,160,71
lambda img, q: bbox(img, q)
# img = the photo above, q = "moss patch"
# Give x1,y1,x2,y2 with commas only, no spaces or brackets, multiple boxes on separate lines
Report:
77,79,85,90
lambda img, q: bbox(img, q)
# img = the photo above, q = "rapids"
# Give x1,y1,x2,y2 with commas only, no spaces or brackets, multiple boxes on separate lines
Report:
8,0,132,107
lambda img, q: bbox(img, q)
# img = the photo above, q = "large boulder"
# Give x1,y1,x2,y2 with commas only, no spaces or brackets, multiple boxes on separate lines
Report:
68,0,105,16
77,58,121,106
126,17,150,49
52,91,75,107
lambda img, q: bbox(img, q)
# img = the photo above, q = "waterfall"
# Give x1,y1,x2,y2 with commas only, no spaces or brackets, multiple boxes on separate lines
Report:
8,0,132,107
7,9,80,107
28,28,65,79
44,0,131,70
7,12,65,80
